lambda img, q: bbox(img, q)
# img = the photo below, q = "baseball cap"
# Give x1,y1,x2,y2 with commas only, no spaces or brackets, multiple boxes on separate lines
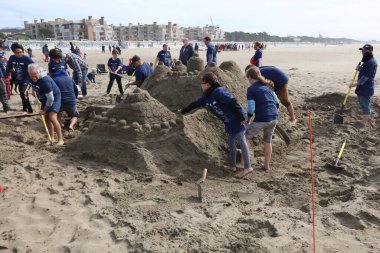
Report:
359,44,373,52
131,55,141,65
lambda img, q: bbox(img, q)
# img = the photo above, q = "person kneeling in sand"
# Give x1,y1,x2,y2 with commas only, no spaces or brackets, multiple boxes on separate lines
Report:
179,73,253,177
245,65,296,124
244,66,279,172
52,69,79,130
28,63,64,145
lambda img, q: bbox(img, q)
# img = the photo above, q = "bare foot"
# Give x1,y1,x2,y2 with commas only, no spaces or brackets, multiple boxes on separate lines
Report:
46,140,54,146
237,167,253,178
289,118,297,125
57,140,65,146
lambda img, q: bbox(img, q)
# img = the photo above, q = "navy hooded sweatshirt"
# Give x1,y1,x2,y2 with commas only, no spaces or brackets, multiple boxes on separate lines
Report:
181,86,246,134
355,55,377,97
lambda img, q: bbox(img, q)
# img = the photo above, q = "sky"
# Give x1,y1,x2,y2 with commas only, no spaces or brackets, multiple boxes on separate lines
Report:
1,0,379,41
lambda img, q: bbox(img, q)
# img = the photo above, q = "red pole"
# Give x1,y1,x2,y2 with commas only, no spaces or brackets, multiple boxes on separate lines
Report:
308,111,316,253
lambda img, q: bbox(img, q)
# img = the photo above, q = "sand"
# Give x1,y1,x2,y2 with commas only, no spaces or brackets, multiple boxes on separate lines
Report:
0,44,379,253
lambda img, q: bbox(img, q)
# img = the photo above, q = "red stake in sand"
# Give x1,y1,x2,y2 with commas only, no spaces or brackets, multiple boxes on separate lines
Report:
308,111,316,253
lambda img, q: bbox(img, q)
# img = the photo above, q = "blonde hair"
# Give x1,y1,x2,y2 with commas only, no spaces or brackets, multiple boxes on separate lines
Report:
245,66,274,89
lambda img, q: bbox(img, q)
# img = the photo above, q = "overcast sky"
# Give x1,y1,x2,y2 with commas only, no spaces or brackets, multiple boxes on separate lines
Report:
1,0,379,41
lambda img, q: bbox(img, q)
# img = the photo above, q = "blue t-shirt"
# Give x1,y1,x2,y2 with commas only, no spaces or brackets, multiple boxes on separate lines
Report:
183,87,246,134
247,82,279,123
53,75,78,106
356,57,377,97
49,59,67,76
31,76,61,107
87,73,96,83
108,57,122,74
157,50,171,67
253,49,263,67
135,62,153,86
206,44,217,64
6,55,34,84
260,66,289,91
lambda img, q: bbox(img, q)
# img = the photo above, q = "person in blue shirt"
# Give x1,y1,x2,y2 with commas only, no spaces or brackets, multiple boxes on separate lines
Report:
52,70,79,130
5,43,34,113
128,55,153,87
28,63,63,145
48,49,67,77
245,66,279,172
155,44,173,67
350,44,378,127
86,69,97,85
107,50,124,95
180,73,253,177
0,67,10,112
179,38,194,65
250,42,263,67
204,37,217,66
246,65,296,124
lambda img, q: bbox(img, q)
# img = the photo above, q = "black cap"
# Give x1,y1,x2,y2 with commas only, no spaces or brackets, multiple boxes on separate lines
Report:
131,55,141,65
359,44,373,52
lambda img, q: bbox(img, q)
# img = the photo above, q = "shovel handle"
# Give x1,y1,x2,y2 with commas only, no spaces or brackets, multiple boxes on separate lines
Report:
202,168,208,182
343,62,361,106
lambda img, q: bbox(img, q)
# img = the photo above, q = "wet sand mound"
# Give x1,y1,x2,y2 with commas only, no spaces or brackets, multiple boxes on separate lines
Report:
142,60,249,111
66,89,228,177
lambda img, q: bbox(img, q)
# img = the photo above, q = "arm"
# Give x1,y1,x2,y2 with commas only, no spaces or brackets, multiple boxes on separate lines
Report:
180,97,206,114
154,57,159,67
71,57,83,84
42,91,54,113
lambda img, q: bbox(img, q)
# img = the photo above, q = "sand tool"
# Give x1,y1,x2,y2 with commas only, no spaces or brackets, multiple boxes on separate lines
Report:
334,141,346,166
196,168,208,202
35,98,53,145
0,113,40,120
334,62,361,124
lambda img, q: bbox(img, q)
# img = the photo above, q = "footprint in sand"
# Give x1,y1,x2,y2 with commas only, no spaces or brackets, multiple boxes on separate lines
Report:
333,212,365,230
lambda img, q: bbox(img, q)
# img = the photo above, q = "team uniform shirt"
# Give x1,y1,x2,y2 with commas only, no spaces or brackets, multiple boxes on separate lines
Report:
179,45,195,65
6,55,34,84
250,49,263,67
181,86,246,134
247,82,279,122
108,57,123,75
355,56,377,97
30,75,61,109
53,75,78,106
135,63,153,86
206,44,217,64
260,66,289,91
49,59,67,76
157,50,172,67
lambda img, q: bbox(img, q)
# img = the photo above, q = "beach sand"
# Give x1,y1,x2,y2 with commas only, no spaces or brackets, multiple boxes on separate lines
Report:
0,44,379,253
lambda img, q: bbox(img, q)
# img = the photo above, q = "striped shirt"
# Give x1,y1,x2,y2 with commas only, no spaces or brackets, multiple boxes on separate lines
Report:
65,53,88,84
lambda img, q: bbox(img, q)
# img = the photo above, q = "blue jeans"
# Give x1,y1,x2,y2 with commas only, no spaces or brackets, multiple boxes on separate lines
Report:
73,70,88,96
358,96,371,115
227,130,251,168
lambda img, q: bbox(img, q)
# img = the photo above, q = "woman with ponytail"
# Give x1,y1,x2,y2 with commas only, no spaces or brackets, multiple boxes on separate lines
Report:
250,41,264,67
244,66,279,171
180,73,253,176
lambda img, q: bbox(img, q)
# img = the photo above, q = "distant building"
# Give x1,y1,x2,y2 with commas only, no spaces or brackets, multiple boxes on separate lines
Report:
113,22,183,41
24,16,113,41
183,25,225,41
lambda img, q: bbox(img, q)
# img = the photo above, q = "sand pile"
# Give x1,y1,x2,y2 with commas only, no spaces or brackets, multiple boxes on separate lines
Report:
186,54,205,72
142,60,249,111
66,88,234,177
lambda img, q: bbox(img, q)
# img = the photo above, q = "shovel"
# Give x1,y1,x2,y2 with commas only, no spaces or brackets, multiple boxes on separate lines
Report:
334,62,361,124
197,168,208,202
334,141,346,166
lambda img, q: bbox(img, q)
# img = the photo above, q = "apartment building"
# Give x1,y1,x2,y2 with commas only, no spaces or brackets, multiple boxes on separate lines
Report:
183,25,225,41
24,16,113,41
113,22,183,41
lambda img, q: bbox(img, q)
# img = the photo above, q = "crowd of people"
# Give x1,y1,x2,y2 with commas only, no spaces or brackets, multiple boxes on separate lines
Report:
0,40,377,174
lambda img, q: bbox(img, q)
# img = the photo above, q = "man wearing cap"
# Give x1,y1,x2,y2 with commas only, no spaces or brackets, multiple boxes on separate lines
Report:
179,38,194,66
127,55,153,88
155,44,173,67
349,44,377,126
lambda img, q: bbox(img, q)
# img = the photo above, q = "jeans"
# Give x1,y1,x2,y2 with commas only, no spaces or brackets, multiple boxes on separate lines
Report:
227,130,251,168
358,96,371,115
0,79,9,111
107,74,123,94
73,70,88,96
19,84,33,113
